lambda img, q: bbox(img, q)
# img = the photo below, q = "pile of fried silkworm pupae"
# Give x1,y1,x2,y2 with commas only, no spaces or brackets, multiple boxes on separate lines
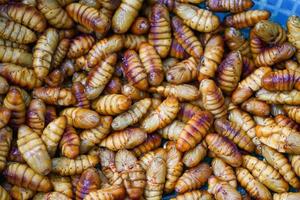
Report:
1,0,300,199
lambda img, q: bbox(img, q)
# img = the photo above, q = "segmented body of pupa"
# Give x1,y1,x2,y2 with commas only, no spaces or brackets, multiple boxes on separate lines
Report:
198,35,224,81
208,176,242,200
148,3,172,58
176,111,213,152
173,2,220,33
199,79,227,119
115,149,146,200
164,142,184,193
0,127,12,172
141,96,179,133
212,158,237,188
175,163,212,193
112,98,152,131
284,105,300,124
236,167,272,200
206,0,253,13
214,118,255,152
242,155,289,193
0,46,32,67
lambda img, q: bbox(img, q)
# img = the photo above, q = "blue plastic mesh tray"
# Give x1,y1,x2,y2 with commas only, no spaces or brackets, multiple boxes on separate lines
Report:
163,0,300,199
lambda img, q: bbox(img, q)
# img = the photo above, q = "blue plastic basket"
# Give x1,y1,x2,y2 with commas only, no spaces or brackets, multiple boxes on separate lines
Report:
163,0,300,199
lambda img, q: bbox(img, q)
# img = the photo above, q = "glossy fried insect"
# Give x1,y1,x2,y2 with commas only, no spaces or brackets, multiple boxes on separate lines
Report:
141,96,179,133
206,133,242,167
84,185,126,200
99,0,121,19
169,38,189,59
27,99,46,135
287,16,300,63
198,35,224,81
199,79,227,119
68,35,95,58
273,193,300,200
71,82,89,109
0,185,10,200
76,168,100,200
122,49,148,90
242,155,289,192
254,42,296,67
170,190,213,200
41,116,66,157
256,89,300,105
0,127,12,172
52,155,99,176
261,145,300,189
59,126,80,159
87,34,124,67
164,142,184,193
172,17,203,59
148,3,172,58
37,0,73,29
262,62,300,91
33,192,71,199
45,69,64,87
66,3,110,34
256,125,300,154
145,156,167,200
92,94,131,115
60,107,100,129
0,3,47,32
0,38,29,51
236,167,272,200
45,106,57,126
166,56,197,84
240,97,270,117
130,17,150,35
33,87,76,106
139,42,164,86
284,105,300,124
150,84,200,102
87,53,117,88
177,103,201,123
216,51,242,94
242,57,256,79
98,148,123,186
182,141,206,168
10,185,35,200
112,0,143,33
176,111,213,152
100,127,147,151
158,120,185,141
122,34,147,51
224,10,270,29
175,163,211,193
133,134,162,157
0,46,32,67
52,38,70,68
224,27,251,57
50,175,73,198
112,98,151,131
17,125,51,175
0,17,37,44
3,88,25,128
104,76,122,94
254,20,286,45
206,0,253,13
4,162,52,192
140,148,167,171
115,149,146,200
212,158,237,188
232,66,272,104
208,176,242,200
33,28,59,79
275,114,300,131
174,3,220,33
0,63,42,89
79,116,112,153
